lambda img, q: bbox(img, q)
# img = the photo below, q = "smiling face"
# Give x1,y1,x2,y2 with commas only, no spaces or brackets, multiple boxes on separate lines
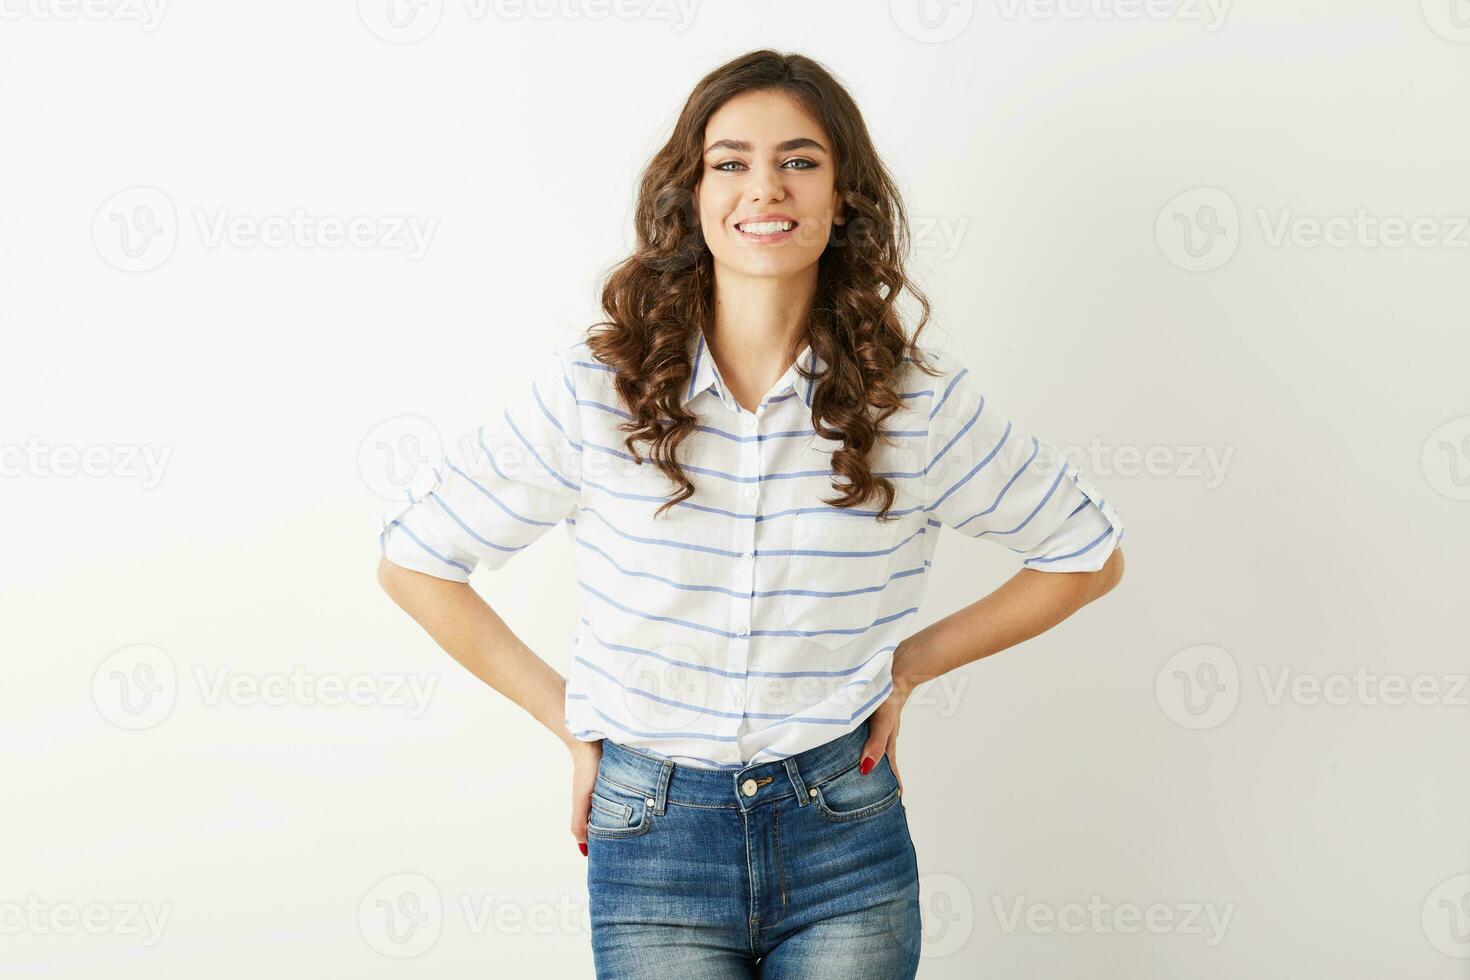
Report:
694,88,845,282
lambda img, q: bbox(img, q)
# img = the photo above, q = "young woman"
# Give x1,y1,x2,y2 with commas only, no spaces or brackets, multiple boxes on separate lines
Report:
378,49,1124,979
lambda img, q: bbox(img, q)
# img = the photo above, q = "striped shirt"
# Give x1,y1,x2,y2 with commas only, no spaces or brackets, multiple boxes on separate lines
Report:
379,327,1124,770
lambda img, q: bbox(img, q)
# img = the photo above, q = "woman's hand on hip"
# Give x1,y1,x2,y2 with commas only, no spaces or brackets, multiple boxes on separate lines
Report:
568,737,603,856
860,683,912,796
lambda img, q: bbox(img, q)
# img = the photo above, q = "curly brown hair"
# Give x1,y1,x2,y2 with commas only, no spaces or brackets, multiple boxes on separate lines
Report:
583,48,940,522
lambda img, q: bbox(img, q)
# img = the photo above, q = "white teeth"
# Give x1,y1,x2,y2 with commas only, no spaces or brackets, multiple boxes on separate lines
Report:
738,220,794,234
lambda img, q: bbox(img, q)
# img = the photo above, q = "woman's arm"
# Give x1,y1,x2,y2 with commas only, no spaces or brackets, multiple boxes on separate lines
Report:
893,547,1125,699
377,557,603,855
377,556,576,749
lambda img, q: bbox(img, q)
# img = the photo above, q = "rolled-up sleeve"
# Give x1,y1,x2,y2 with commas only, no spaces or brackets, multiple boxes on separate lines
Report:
378,341,583,582
923,356,1123,572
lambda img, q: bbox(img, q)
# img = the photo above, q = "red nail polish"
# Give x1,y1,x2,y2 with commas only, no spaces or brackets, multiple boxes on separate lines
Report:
860,756,875,775
578,842,588,856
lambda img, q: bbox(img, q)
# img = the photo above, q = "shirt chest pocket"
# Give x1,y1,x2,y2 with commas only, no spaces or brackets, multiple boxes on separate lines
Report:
778,514,908,652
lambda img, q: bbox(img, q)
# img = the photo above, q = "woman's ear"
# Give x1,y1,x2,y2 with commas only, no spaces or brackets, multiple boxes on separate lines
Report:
832,192,846,226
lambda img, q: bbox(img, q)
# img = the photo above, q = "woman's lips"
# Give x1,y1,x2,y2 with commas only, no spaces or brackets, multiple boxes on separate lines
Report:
734,220,798,244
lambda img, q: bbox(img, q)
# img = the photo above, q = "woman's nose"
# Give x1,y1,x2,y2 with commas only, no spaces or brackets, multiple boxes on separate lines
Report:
745,167,786,204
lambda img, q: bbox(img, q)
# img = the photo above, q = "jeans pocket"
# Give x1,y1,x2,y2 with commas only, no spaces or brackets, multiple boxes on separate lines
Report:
811,757,902,824
586,779,654,839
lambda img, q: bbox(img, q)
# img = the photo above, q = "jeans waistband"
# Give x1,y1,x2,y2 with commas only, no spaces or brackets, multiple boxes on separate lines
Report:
598,720,873,813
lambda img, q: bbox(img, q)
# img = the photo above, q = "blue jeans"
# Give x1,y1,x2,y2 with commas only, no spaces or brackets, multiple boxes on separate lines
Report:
585,719,922,978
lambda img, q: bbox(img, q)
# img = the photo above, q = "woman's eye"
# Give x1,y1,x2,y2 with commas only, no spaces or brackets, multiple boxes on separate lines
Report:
712,158,818,173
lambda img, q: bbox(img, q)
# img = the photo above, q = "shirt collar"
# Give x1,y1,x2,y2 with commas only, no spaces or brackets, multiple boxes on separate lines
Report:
683,326,826,411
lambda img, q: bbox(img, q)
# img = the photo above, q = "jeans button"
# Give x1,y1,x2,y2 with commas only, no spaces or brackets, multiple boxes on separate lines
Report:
741,778,758,797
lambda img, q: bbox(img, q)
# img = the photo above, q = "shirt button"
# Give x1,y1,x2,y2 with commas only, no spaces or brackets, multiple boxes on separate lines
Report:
741,778,758,797
744,416,757,431
735,627,749,638
743,486,758,499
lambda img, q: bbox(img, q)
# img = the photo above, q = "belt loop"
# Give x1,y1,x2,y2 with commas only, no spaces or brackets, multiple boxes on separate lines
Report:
654,760,673,815
783,757,810,806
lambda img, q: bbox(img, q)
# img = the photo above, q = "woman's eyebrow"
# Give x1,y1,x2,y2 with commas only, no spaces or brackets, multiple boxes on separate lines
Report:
704,137,828,155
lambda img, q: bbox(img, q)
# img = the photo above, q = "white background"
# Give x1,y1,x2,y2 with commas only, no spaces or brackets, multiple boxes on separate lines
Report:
3,0,1469,976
